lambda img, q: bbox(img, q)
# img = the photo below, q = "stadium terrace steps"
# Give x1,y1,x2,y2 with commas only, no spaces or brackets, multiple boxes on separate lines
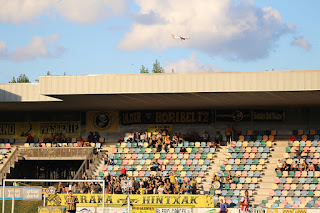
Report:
89,142,116,178
252,140,288,206
201,146,228,194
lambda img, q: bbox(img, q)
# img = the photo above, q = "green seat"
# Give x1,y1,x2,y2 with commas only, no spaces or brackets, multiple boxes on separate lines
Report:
289,171,295,177
238,165,244,171
300,146,304,151
175,171,180,176
183,165,189,171
115,154,120,159
253,159,259,165
275,200,280,204
140,148,146,153
201,153,206,159
131,165,136,171
224,183,230,190
312,178,318,183
149,154,154,159
260,141,266,147
116,171,120,176
234,147,239,152
160,153,166,159
192,148,198,153
227,190,233,196
220,165,225,171
210,190,215,195
223,171,228,177
262,200,267,205
276,171,282,177
116,143,120,148
238,153,243,158
233,177,239,183
189,142,195,147
286,147,291,153
99,171,104,177
117,159,122,165
308,191,314,197
132,143,137,148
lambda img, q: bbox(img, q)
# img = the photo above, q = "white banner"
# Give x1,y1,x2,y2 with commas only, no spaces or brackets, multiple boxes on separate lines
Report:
76,207,97,213
155,208,192,213
195,208,220,213
96,207,129,213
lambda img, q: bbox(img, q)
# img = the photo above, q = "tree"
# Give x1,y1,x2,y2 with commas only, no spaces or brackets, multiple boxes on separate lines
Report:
47,71,51,75
9,77,16,83
140,65,149,73
152,59,164,73
16,74,30,83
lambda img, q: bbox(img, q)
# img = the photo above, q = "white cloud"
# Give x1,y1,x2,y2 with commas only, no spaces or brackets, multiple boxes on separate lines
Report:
118,0,294,60
0,0,127,24
0,34,65,62
164,53,222,73
291,36,311,51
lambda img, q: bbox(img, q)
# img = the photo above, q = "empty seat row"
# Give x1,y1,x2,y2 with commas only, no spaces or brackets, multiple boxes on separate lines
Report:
0,138,15,143
227,152,269,159
229,147,270,153
226,158,266,165
272,183,320,190
230,141,272,147
237,135,274,142
276,171,320,178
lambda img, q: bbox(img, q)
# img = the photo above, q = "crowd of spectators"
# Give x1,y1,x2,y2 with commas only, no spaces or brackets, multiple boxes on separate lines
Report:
275,147,317,173
72,171,198,195
120,129,223,153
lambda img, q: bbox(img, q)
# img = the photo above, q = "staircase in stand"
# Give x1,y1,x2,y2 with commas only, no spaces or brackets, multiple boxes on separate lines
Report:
201,146,228,194
252,140,288,206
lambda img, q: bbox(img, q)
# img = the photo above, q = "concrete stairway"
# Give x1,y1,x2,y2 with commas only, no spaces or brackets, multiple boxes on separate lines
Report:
201,146,228,194
89,142,115,178
252,140,288,206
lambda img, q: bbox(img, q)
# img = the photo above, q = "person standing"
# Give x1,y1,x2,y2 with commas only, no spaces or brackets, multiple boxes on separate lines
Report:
219,199,228,213
239,190,249,213
225,126,233,143
65,190,79,213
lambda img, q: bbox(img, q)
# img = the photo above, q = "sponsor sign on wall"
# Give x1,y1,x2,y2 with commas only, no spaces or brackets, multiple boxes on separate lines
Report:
216,110,284,122
120,111,212,125
0,121,81,139
76,207,97,213
196,208,220,213
86,111,120,132
96,207,129,213
55,194,215,208
132,206,155,213
155,208,192,213
0,186,42,200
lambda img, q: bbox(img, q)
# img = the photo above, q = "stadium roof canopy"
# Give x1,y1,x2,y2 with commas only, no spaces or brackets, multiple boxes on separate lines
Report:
0,70,320,111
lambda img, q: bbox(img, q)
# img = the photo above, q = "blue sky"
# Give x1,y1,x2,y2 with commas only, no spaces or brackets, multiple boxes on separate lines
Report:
0,0,319,83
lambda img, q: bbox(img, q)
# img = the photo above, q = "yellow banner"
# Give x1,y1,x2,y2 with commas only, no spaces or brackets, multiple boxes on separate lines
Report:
51,194,214,208
148,124,173,137
0,121,81,139
132,206,155,213
86,111,119,133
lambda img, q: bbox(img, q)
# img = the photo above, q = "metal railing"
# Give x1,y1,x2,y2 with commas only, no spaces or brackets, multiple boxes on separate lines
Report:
73,149,97,180
0,147,19,184
19,147,93,160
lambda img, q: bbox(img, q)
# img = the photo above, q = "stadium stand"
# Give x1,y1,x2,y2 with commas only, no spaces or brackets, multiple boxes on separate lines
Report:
263,130,320,208
210,130,275,207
